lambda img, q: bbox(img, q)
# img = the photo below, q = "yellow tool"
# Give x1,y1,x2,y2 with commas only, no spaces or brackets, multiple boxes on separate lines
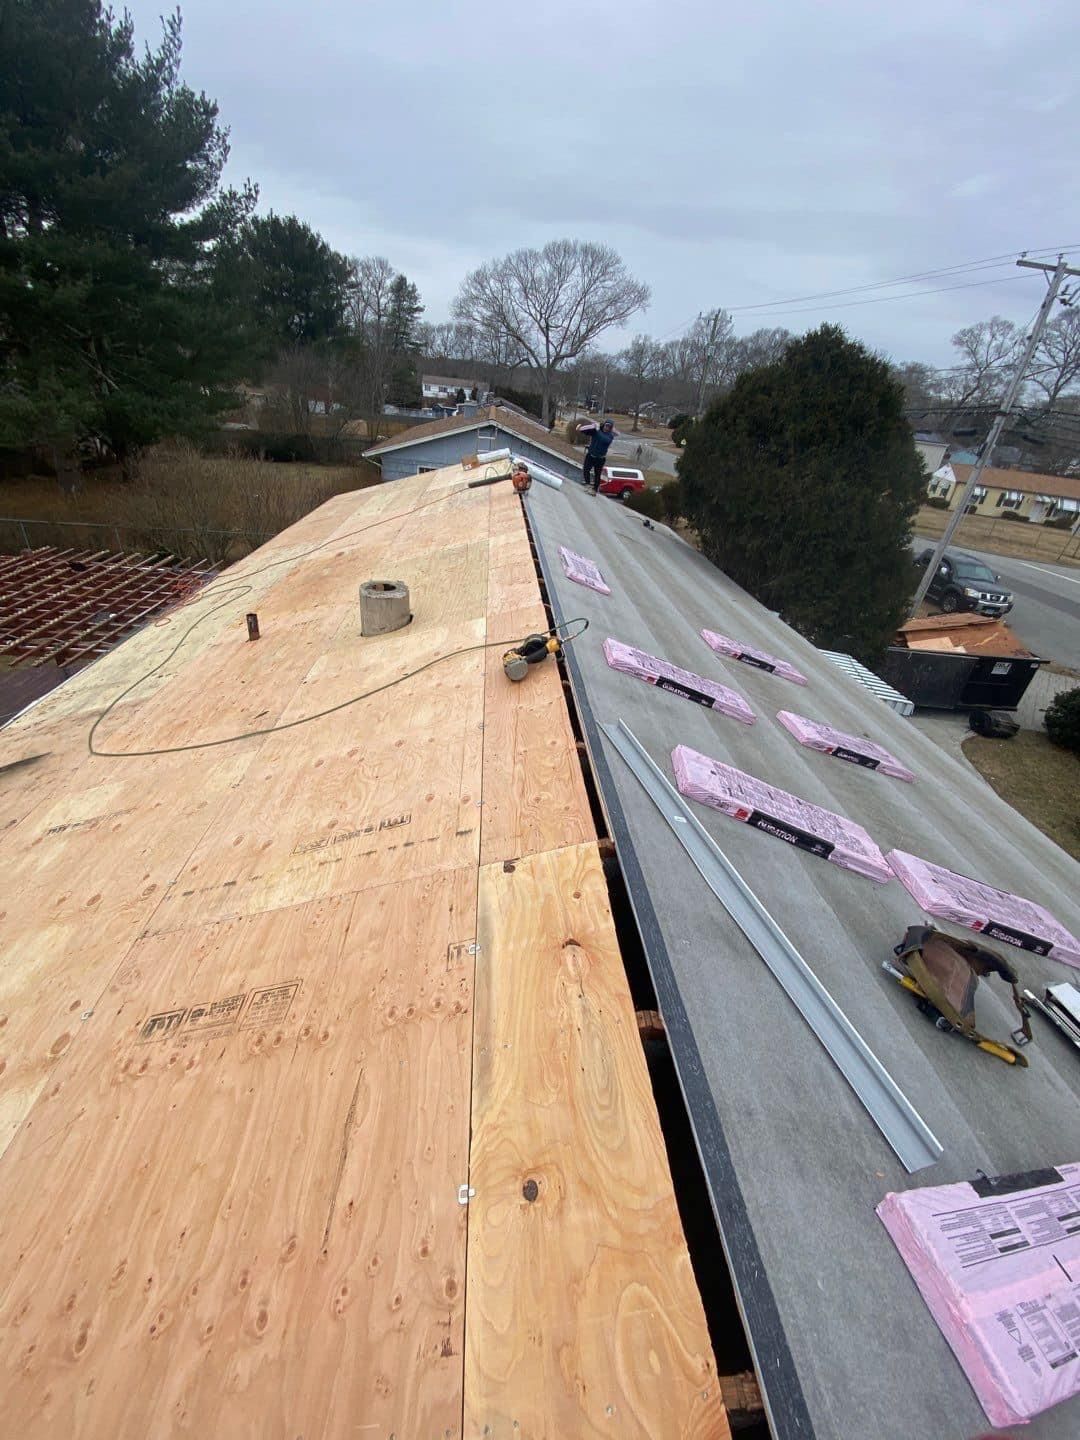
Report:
502,633,561,682
885,924,1033,1067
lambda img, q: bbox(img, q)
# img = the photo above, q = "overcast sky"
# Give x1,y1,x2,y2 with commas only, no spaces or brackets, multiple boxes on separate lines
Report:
130,0,1079,367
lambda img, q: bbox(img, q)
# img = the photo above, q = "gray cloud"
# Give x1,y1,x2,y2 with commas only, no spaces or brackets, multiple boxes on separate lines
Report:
128,0,1080,365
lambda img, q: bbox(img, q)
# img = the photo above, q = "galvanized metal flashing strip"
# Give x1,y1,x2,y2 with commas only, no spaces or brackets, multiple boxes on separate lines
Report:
601,719,944,1175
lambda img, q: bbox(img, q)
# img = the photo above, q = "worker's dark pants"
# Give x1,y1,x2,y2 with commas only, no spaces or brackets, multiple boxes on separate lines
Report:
583,454,604,488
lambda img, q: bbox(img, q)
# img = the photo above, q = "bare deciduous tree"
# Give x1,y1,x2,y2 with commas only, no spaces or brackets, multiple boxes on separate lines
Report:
619,334,663,429
453,239,650,423
657,311,735,412
892,360,939,416
348,255,397,432
1030,309,1080,406
729,326,794,379
267,345,325,434
941,315,1020,423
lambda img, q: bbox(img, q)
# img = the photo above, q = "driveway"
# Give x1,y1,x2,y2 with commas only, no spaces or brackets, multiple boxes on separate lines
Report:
911,541,1080,670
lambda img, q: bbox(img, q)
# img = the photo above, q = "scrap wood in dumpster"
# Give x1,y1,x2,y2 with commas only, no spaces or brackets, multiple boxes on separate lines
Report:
878,1164,1080,1428
558,545,611,595
700,628,809,685
887,850,1080,968
603,638,755,723
672,744,892,882
776,710,916,782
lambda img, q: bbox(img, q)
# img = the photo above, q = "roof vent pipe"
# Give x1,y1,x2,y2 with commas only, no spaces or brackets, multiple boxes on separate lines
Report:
360,580,411,636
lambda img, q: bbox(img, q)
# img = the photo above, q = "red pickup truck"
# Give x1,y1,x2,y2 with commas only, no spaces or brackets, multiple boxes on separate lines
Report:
598,465,647,500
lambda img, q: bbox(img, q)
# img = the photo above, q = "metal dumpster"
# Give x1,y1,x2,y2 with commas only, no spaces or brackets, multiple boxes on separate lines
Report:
879,615,1046,712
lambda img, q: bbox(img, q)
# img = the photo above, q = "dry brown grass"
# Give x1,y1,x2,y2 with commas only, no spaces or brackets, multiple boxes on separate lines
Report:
0,442,380,563
963,730,1080,860
606,412,677,443
913,507,1080,567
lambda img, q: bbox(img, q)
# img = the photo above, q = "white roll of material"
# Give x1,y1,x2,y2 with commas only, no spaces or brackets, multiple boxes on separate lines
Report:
516,457,563,489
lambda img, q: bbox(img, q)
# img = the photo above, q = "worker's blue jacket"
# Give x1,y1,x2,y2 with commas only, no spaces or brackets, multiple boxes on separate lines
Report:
586,427,616,460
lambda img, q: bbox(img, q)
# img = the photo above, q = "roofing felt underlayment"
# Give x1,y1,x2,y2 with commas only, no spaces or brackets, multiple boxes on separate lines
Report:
524,475,1080,1440
0,466,726,1439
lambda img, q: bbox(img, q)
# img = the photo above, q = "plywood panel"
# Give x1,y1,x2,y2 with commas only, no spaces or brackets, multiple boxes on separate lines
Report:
479,602,593,866
145,646,487,934
0,869,476,1440
465,844,727,1439
0,463,722,1440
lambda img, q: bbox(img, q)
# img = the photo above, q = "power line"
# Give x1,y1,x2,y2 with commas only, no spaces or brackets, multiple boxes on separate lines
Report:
652,244,1080,341
726,257,1030,313
730,271,1036,319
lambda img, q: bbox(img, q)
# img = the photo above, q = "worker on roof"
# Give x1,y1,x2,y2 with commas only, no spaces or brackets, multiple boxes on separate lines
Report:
577,418,618,494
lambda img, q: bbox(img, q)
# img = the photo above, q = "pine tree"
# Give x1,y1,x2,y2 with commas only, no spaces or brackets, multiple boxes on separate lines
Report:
387,275,423,354
218,213,353,357
679,325,924,664
0,1,262,463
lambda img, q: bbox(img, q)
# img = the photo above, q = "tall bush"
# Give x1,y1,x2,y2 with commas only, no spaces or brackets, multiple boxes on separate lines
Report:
679,324,925,665
1045,687,1080,754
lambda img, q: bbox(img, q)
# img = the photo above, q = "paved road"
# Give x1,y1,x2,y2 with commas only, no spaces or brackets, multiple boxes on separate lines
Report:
911,541,1080,670
608,434,679,476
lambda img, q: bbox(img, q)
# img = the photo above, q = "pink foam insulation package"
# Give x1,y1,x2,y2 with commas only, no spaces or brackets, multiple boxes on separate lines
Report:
776,710,916,782
672,744,892,882
558,545,611,595
603,638,755,724
878,1164,1080,1427
887,850,1080,968
700,628,808,685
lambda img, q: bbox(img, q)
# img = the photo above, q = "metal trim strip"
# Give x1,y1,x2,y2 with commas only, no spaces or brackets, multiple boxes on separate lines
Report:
601,719,944,1176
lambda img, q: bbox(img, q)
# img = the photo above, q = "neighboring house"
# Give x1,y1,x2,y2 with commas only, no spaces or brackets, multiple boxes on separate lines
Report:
363,404,582,482
927,463,1080,525
913,436,947,475
420,374,479,402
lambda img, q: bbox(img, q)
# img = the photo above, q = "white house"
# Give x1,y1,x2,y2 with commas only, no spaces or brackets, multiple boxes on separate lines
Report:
420,374,478,402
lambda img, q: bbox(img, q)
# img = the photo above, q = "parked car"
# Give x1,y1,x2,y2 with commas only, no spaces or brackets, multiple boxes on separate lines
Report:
914,549,1014,616
599,465,647,501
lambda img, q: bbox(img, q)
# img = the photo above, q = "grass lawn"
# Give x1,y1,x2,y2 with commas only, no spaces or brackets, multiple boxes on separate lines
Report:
962,730,1080,860
913,506,1080,568
0,444,381,563
604,412,674,442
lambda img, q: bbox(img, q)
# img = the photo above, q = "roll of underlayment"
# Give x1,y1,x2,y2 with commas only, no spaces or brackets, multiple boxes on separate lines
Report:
360,580,411,636
517,458,563,489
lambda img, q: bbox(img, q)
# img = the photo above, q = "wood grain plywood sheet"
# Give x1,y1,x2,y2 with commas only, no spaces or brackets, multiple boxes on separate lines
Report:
144,648,487,935
479,600,593,867
0,745,257,1151
394,481,492,560
0,464,722,1439
0,869,476,1440
1,744,252,914
465,845,727,1440
0,907,142,1159
143,537,492,933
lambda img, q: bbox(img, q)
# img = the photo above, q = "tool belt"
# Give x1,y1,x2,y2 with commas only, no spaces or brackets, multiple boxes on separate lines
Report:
895,924,1033,1064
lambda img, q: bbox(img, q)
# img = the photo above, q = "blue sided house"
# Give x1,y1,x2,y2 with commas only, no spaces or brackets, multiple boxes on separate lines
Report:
363,404,584,483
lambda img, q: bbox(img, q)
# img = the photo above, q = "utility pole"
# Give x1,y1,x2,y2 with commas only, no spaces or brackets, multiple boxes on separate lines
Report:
909,254,1080,617
695,309,727,417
